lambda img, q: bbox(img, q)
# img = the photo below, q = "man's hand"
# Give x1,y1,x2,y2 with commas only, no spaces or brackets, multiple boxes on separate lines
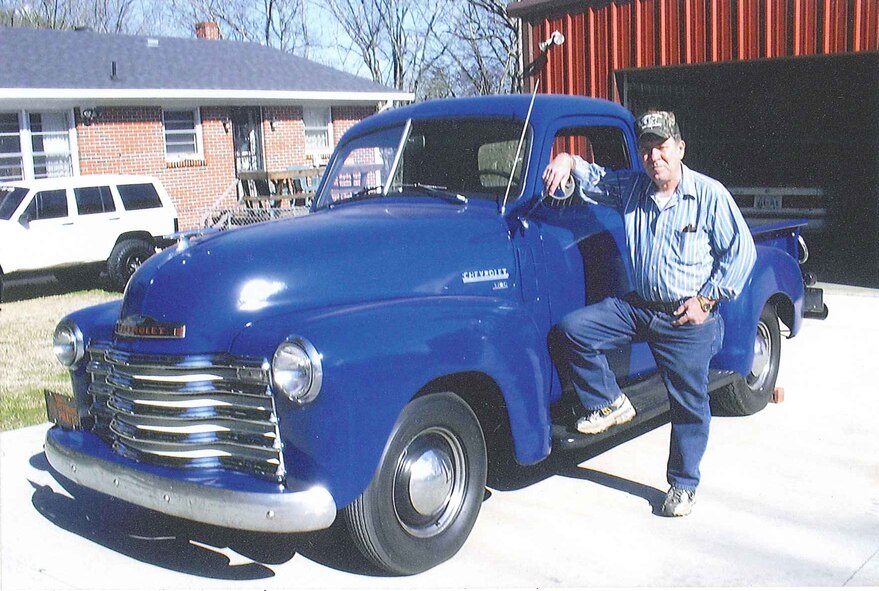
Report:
542,153,574,195
672,296,712,326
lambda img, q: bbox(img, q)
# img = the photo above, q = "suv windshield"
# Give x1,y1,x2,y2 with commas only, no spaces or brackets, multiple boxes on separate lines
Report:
314,117,530,209
0,186,28,220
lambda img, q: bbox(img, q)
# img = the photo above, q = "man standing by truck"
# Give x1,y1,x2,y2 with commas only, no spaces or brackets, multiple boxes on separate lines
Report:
542,111,756,517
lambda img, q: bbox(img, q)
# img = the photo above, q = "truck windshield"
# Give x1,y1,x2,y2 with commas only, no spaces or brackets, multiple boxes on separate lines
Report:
314,117,530,209
0,187,28,220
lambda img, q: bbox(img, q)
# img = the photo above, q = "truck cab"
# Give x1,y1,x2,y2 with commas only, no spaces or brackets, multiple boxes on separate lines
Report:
43,95,824,575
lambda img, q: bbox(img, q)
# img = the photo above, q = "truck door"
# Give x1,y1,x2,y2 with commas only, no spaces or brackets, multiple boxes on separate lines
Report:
529,117,657,385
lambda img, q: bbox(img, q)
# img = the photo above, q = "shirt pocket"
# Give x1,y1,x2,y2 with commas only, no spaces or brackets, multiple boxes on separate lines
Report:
672,226,708,265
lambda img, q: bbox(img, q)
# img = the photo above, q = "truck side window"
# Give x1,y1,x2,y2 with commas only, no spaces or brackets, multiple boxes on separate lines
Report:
118,183,162,210
25,189,68,220
75,186,116,215
548,125,631,207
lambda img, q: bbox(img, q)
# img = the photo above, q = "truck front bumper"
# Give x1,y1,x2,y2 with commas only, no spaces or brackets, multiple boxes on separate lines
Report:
45,430,337,533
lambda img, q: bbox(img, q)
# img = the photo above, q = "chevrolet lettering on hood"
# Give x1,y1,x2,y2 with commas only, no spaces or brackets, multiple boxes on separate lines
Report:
462,268,509,284
115,315,186,339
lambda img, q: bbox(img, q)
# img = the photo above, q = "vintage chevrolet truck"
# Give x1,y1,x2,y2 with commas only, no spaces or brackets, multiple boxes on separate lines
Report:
44,95,826,575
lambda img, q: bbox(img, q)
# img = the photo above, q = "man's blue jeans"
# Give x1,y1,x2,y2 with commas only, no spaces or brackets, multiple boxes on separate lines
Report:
557,296,724,490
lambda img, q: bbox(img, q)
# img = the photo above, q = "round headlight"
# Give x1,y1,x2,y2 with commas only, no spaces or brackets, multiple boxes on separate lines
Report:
272,337,322,405
53,320,84,368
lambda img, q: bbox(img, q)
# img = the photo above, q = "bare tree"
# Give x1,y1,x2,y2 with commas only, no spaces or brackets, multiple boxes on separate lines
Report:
444,0,521,96
0,0,165,34
321,0,454,97
170,0,310,54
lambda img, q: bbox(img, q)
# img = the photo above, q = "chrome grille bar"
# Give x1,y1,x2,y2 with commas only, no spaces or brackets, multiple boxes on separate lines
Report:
86,343,285,482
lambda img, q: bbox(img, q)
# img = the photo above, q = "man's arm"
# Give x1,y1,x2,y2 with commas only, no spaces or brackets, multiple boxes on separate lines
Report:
542,152,623,208
700,189,757,301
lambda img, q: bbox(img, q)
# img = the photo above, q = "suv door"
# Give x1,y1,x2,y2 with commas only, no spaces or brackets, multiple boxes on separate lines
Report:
71,184,121,263
16,188,78,271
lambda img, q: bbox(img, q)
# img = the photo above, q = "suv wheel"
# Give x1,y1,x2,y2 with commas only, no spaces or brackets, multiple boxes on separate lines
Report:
108,238,154,291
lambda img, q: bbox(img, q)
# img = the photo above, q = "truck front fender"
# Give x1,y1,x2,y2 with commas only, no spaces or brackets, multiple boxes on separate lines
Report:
232,296,552,508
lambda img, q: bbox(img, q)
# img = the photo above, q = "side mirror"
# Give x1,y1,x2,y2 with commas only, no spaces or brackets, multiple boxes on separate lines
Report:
18,213,30,228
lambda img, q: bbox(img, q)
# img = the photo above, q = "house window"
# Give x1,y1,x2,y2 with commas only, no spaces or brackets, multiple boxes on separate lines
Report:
29,112,75,178
0,113,24,182
0,111,75,182
163,109,203,160
303,106,332,157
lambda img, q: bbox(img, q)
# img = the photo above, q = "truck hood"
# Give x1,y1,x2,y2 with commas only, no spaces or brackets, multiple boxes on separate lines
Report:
119,201,517,352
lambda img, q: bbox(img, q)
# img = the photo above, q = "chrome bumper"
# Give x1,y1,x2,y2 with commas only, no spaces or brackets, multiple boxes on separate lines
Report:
44,432,337,533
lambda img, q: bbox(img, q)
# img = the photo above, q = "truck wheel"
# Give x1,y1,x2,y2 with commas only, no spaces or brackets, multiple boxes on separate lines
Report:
108,238,154,291
342,391,487,575
711,303,781,416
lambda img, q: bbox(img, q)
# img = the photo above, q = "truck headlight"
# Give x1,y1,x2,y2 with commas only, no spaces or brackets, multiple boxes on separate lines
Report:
53,320,84,369
272,337,322,405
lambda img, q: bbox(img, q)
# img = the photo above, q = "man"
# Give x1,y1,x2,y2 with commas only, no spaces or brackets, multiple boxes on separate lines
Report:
542,111,756,517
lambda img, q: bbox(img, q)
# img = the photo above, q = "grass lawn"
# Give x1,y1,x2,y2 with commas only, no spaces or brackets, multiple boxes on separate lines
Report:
0,283,118,431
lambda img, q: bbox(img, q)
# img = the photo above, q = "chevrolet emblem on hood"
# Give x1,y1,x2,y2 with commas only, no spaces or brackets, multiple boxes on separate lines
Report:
115,315,186,339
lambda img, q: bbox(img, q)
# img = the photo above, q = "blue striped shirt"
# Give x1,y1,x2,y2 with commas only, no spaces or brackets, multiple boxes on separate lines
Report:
571,158,756,302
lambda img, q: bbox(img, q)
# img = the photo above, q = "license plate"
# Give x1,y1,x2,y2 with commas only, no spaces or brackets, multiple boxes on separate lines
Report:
44,390,81,429
755,194,782,210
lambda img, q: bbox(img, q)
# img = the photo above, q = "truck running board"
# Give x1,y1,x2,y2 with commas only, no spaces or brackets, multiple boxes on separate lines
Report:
550,369,740,453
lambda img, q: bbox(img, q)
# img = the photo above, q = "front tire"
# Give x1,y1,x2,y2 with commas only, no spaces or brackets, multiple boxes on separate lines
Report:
107,238,154,291
342,391,487,575
711,303,781,416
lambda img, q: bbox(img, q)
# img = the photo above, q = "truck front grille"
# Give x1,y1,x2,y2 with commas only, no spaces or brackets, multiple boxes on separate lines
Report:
86,343,285,482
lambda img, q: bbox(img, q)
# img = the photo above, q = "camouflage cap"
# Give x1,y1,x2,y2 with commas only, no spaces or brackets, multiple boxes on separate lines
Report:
636,111,681,141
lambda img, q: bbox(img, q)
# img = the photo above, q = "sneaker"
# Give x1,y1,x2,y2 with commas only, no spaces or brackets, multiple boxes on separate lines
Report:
660,486,696,517
575,394,636,435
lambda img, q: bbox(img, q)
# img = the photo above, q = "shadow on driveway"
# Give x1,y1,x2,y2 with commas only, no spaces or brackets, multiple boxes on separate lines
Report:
28,452,385,579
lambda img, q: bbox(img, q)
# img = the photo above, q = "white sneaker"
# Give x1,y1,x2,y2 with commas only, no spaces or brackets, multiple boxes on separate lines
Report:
576,394,636,435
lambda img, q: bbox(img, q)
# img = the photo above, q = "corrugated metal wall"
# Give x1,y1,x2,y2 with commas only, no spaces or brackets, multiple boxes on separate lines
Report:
519,0,879,99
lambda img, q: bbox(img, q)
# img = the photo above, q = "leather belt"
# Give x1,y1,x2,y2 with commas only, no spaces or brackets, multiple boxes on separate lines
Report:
624,293,685,314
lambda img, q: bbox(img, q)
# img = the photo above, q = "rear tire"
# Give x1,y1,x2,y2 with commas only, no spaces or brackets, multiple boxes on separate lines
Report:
107,238,154,291
710,303,781,416
342,392,487,575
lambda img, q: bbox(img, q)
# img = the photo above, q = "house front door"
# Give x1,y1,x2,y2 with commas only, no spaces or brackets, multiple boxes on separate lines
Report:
232,108,264,173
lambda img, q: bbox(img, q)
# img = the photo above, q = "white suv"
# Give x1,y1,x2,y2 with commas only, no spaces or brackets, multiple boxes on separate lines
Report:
0,175,178,295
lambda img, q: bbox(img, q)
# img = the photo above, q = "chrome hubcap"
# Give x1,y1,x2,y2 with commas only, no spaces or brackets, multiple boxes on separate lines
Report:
749,321,772,389
393,428,466,538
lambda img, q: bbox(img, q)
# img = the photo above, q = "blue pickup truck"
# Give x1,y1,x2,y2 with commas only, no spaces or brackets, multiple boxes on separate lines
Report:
44,95,825,575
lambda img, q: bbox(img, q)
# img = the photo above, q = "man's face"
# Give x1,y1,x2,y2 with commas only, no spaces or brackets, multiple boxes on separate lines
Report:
638,135,685,187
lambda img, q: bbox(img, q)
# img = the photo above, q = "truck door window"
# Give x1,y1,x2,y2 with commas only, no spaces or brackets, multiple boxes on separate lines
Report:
548,126,631,207
75,186,116,215
24,189,67,220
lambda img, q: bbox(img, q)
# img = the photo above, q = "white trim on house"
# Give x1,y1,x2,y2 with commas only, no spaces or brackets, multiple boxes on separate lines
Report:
0,88,414,109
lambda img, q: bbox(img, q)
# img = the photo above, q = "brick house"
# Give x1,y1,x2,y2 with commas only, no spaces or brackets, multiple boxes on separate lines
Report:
0,24,413,229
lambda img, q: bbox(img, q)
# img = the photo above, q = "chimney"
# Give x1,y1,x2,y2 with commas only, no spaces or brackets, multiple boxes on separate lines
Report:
195,21,221,40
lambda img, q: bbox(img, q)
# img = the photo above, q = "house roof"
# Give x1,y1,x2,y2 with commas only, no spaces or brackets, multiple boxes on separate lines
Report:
0,26,413,108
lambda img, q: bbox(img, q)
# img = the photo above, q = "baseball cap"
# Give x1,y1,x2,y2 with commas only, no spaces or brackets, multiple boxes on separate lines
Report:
636,111,681,141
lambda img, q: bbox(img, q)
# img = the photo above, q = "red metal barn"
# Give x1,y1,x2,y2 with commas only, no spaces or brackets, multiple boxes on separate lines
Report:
507,0,879,285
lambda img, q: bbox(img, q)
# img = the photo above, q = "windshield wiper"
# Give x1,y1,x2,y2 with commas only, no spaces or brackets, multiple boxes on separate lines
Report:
394,183,468,204
327,185,385,208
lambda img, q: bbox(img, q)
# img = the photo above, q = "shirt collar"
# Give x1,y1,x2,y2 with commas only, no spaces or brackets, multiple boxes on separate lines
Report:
677,163,697,200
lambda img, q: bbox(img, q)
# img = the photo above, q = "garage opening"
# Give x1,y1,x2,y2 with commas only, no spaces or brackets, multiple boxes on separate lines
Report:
616,52,879,287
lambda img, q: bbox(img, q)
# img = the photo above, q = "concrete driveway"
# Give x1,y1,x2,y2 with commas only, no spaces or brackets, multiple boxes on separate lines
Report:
2,284,877,589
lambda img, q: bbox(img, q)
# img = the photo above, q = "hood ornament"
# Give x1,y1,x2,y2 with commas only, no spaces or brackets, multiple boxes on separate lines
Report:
115,315,186,339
